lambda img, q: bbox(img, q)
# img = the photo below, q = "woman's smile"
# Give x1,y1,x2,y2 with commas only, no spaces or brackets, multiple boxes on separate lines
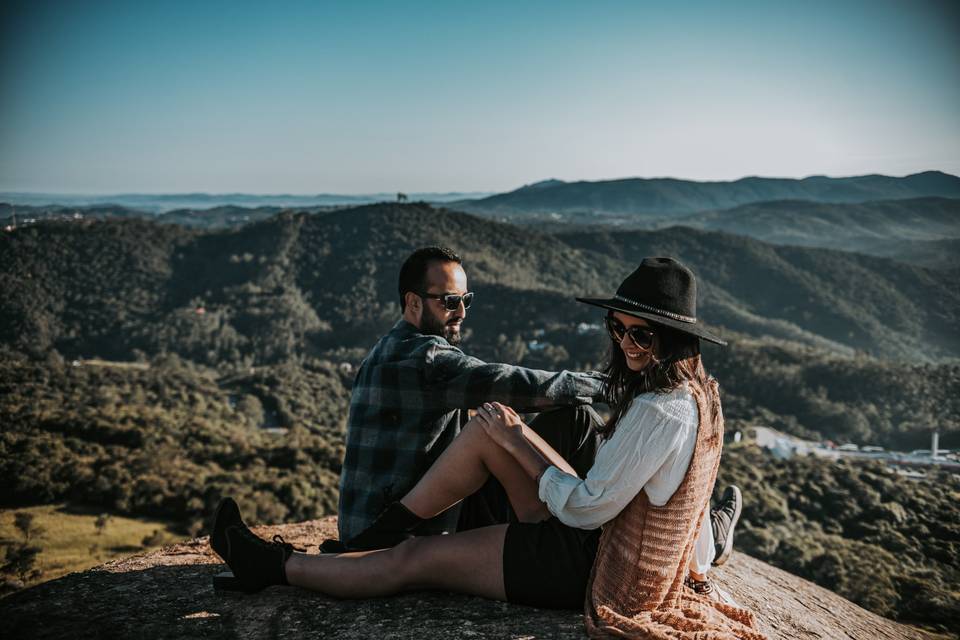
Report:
612,311,656,371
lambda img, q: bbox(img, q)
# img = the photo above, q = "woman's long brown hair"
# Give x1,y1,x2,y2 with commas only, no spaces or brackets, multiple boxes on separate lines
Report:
598,315,710,439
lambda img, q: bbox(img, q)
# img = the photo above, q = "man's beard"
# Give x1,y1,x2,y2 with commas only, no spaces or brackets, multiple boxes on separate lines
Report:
444,323,462,346
422,313,463,346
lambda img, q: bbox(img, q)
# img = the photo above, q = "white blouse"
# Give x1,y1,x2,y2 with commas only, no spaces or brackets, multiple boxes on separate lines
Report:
537,383,715,573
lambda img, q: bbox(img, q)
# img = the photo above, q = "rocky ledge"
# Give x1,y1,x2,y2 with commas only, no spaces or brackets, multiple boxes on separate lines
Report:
1,517,947,639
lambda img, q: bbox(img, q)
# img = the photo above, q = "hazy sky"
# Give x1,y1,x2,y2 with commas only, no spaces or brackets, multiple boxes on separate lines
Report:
1,0,958,194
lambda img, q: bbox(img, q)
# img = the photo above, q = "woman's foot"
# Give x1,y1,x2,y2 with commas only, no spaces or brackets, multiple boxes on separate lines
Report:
684,575,720,602
225,525,302,593
711,485,742,566
210,497,246,563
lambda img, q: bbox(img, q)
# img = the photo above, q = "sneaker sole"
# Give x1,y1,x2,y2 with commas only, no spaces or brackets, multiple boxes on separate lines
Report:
713,486,742,567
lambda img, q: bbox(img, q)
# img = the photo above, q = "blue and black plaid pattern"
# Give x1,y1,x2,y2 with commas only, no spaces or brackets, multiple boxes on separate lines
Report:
337,320,606,541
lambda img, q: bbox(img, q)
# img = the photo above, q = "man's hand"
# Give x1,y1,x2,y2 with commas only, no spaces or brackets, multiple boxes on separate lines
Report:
476,401,525,453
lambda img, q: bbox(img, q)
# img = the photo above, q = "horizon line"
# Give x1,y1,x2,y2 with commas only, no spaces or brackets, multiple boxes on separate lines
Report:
1,168,956,199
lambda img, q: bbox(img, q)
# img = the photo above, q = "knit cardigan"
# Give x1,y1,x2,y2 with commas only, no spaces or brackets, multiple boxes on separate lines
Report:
584,378,767,639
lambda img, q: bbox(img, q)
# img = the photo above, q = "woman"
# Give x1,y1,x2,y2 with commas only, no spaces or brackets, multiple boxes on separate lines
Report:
211,257,765,639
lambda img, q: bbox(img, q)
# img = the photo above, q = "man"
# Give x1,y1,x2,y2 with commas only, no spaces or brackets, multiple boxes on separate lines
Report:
338,247,605,545
336,247,741,569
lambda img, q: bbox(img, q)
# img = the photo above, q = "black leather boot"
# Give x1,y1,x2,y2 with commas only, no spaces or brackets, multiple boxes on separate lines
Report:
225,525,303,593
345,501,424,551
210,497,246,563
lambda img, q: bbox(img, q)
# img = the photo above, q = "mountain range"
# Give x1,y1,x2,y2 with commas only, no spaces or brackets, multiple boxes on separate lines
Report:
6,171,959,221
453,170,960,220
3,202,957,366
662,197,960,269
5,173,958,272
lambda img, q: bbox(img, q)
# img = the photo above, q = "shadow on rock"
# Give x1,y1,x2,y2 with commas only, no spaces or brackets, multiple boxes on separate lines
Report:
2,561,585,640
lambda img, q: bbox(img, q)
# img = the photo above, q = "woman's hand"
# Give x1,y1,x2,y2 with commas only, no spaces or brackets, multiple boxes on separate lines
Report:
475,402,525,453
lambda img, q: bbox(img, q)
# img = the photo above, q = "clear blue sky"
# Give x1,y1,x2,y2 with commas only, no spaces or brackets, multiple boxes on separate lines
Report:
1,0,958,194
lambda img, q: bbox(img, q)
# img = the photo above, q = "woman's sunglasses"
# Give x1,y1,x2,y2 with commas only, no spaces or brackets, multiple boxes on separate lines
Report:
419,291,475,311
605,315,655,351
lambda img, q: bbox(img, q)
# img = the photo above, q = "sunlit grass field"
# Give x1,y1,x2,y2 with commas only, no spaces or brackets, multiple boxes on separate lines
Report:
0,504,183,588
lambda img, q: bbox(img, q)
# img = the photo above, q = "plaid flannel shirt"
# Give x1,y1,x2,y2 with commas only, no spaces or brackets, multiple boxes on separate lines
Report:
337,319,606,541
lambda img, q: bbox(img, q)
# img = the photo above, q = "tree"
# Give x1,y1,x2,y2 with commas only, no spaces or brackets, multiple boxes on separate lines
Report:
13,512,45,543
2,542,41,583
94,513,111,536
237,394,264,425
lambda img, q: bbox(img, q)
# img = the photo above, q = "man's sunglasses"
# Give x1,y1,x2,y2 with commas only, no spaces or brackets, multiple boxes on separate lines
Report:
605,315,655,351
419,291,475,311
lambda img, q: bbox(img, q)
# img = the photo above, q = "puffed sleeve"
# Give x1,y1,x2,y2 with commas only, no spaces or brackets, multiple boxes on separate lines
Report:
537,395,692,529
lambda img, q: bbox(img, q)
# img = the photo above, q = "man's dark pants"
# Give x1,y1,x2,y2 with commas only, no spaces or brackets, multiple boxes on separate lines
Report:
456,405,602,531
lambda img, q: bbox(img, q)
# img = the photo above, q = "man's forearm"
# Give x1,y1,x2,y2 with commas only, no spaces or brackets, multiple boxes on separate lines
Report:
446,366,606,411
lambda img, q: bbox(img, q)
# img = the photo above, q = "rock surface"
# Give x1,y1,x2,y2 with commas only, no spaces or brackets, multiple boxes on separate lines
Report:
2,517,948,640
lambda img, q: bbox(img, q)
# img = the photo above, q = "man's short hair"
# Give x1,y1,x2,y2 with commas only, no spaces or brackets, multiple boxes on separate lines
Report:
398,247,462,311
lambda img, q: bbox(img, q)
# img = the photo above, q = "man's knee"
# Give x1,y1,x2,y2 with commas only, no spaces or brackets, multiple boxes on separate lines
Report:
528,404,601,442
527,404,601,476
572,404,604,432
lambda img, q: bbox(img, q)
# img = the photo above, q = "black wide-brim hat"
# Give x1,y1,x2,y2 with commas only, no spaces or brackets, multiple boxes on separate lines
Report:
576,257,727,346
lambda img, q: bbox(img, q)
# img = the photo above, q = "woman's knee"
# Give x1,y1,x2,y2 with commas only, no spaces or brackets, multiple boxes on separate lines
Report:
460,416,497,451
381,528,508,598
461,415,488,438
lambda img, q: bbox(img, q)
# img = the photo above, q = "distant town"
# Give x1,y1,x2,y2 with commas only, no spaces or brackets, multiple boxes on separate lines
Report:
743,425,960,479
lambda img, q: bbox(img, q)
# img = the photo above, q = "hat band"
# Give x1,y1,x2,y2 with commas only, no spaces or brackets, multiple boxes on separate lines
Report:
613,295,696,323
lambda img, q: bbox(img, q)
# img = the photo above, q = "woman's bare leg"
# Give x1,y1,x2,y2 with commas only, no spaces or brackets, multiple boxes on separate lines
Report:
286,525,508,599
401,416,578,523
284,414,578,598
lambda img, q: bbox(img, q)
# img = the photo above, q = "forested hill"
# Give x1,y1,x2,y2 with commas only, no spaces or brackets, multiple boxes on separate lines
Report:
664,197,960,268
1,203,958,364
554,225,959,360
453,170,960,220
672,197,960,242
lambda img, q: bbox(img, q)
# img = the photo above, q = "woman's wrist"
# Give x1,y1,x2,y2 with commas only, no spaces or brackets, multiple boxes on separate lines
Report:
534,463,550,486
513,439,550,484
502,423,528,453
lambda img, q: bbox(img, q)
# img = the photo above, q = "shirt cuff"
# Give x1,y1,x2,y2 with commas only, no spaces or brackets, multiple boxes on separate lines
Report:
537,465,562,502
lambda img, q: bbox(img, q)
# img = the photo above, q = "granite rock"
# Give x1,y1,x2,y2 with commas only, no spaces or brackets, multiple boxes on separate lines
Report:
1,517,947,640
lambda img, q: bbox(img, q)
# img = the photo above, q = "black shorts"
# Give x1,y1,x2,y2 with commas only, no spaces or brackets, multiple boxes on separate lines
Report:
502,517,601,609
